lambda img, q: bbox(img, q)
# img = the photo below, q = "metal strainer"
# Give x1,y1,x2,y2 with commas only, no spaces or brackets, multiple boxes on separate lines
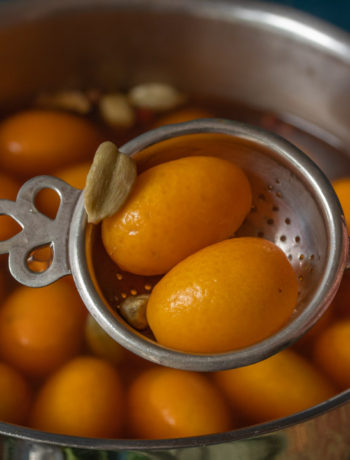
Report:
0,119,347,372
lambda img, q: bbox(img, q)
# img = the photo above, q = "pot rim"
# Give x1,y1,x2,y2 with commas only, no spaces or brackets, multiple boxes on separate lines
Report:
0,0,349,62
0,0,349,450
1,390,349,450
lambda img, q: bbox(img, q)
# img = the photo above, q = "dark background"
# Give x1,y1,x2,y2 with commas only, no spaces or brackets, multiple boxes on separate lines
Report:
270,0,350,32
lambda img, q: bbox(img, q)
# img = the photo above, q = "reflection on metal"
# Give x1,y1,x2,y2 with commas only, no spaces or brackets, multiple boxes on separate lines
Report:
1,119,346,373
0,176,80,287
0,0,350,458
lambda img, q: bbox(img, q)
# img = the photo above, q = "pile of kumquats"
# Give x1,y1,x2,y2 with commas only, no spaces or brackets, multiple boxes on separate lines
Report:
0,83,349,440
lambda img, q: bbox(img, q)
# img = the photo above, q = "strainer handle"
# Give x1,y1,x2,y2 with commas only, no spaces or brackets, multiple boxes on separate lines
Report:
0,175,81,287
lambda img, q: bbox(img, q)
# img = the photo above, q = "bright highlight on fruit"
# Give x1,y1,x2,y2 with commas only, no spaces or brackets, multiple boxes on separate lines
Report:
102,155,252,275
147,237,298,353
214,349,336,423
95,146,298,354
127,367,233,439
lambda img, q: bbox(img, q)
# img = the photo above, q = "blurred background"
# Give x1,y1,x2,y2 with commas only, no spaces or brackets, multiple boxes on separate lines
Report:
271,0,350,31
0,0,349,32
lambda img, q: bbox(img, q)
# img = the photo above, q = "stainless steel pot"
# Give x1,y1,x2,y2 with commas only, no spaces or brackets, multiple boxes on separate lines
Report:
0,0,350,458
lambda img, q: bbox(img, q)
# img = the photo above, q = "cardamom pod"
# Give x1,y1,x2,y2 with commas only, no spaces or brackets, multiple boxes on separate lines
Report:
119,294,150,331
84,141,137,224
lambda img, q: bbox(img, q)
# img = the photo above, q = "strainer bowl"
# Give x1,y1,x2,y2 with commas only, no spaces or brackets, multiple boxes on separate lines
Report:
0,119,348,371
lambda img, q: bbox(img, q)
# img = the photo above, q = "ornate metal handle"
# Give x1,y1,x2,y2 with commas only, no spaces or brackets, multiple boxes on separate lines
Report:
0,176,81,287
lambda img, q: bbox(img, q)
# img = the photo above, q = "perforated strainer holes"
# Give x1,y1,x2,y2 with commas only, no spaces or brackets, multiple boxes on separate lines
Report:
112,269,159,308
26,244,53,273
115,271,156,297
270,179,283,199
236,175,316,303
238,178,283,241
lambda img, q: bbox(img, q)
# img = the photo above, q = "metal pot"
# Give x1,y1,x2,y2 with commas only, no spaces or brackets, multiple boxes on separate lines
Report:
0,0,350,458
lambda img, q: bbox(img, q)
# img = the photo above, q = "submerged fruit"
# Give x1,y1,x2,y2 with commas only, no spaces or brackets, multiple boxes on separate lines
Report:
0,172,21,241
312,320,350,389
102,155,252,275
147,237,298,353
30,356,124,438
85,314,125,366
0,362,32,425
127,367,233,439
0,279,86,377
215,349,336,423
0,110,101,177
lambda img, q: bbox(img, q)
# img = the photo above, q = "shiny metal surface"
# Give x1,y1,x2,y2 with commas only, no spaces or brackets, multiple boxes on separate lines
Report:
0,118,347,372
0,176,80,287
0,0,350,458
71,118,349,371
